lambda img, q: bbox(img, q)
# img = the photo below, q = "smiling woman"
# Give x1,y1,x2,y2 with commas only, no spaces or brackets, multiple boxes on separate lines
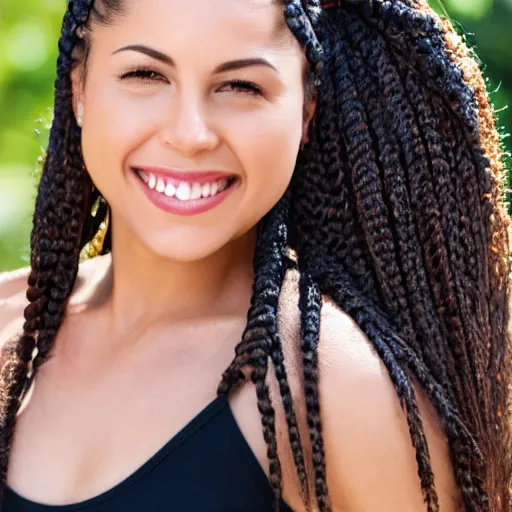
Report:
0,0,511,511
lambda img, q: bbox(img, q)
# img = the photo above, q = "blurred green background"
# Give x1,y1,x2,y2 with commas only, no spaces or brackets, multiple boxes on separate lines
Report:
0,0,511,272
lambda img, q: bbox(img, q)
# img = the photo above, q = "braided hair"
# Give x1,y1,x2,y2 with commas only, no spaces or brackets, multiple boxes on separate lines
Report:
1,0,510,511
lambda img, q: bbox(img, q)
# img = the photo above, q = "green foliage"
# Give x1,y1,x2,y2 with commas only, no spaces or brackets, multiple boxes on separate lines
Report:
0,0,60,271
0,0,511,271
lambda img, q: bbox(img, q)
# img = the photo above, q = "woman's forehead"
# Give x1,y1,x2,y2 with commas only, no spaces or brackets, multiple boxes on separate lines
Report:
88,0,301,70
93,0,290,45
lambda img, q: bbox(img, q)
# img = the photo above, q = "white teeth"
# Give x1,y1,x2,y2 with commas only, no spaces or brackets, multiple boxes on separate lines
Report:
176,182,191,201
191,183,202,200
145,174,235,200
164,182,176,197
156,177,166,193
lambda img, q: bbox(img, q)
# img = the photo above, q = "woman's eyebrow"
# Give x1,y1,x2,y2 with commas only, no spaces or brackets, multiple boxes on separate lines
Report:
112,44,279,74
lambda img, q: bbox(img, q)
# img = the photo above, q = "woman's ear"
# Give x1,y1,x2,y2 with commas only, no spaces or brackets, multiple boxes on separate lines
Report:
301,91,318,148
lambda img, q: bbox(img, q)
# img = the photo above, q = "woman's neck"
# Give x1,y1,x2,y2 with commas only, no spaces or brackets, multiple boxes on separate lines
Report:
96,226,257,339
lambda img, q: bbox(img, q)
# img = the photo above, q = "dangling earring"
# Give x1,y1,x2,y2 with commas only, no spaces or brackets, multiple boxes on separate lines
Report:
79,207,110,261
76,103,84,128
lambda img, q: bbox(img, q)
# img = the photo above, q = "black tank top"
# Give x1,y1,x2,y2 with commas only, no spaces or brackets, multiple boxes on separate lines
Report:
3,393,293,511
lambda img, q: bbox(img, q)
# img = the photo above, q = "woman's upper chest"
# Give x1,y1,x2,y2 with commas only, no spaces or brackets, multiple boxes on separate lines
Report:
6,379,284,511
6,313,267,506
4,268,318,511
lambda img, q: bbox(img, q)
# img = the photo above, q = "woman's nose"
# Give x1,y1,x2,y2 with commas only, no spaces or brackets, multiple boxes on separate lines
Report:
159,93,220,157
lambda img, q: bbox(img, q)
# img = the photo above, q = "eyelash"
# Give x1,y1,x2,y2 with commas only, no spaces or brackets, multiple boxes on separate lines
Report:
117,68,264,96
118,67,163,82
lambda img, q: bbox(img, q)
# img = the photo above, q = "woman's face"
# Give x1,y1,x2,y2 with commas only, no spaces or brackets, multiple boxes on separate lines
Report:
73,0,309,262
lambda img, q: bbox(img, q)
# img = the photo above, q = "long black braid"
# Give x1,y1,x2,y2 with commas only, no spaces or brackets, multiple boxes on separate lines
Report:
1,0,510,511
0,0,95,499
220,193,312,508
287,1,509,509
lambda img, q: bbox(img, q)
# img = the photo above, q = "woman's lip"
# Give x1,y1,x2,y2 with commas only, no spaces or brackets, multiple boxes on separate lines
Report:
132,166,236,186
131,168,240,217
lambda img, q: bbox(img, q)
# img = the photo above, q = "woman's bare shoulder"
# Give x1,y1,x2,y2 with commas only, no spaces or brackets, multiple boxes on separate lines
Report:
0,267,32,361
0,266,31,334
277,265,383,380
0,255,111,347
316,296,459,510
0,266,30,298
277,266,459,510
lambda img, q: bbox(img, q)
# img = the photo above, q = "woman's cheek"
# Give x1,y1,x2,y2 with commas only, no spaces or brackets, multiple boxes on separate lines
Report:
234,105,302,189
82,91,159,190
100,90,161,148
225,110,301,237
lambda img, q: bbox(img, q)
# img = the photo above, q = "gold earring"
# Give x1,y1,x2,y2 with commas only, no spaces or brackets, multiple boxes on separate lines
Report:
79,208,110,261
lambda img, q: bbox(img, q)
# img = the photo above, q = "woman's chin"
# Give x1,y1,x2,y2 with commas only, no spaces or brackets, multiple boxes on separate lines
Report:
130,230,236,264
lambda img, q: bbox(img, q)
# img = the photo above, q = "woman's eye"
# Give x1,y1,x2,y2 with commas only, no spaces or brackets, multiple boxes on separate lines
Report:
116,72,263,96
118,68,165,82
218,80,264,96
